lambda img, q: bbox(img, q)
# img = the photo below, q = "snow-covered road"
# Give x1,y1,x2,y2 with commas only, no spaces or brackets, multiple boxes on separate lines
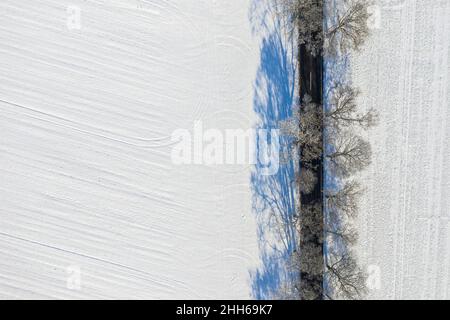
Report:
352,0,450,299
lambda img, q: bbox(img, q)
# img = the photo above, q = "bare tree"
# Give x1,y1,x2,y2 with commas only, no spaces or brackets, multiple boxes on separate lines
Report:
299,203,323,243
295,0,323,56
325,179,363,219
276,0,323,55
300,241,324,299
325,251,367,299
325,222,358,246
298,95,323,165
325,181,360,248
326,133,371,177
325,0,372,55
298,202,324,299
279,104,300,139
277,0,371,55
279,95,323,165
297,168,317,194
326,84,378,131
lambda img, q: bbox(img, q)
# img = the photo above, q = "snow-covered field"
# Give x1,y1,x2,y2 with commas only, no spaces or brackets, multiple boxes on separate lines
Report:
352,0,450,299
0,0,293,299
3,0,447,301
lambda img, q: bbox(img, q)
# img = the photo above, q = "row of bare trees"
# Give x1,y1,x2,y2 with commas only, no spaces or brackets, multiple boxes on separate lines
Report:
324,82,377,299
276,0,375,299
278,0,372,56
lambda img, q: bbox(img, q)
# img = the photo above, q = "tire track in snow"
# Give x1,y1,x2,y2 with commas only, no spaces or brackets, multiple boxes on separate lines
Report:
351,0,450,299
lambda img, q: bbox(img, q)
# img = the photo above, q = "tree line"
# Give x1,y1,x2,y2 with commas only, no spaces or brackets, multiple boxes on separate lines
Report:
277,0,376,299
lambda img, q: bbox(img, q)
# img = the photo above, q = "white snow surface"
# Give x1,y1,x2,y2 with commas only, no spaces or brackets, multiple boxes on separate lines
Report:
0,0,287,299
4,0,448,301
352,0,450,299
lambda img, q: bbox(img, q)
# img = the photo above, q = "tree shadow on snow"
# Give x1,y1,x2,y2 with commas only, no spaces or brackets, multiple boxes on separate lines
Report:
248,0,299,299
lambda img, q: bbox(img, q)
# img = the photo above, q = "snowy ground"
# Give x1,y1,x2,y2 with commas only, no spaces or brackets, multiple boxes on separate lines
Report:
352,0,450,299
4,0,446,301
0,0,295,299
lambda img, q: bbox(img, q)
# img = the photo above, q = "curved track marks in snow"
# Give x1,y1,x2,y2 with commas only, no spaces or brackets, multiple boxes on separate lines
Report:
0,0,263,299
